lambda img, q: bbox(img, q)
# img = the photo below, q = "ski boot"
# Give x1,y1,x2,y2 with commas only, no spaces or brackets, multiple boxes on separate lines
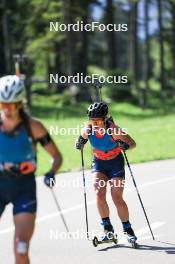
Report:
124,227,138,249
92,219,118,247
101,220,115,240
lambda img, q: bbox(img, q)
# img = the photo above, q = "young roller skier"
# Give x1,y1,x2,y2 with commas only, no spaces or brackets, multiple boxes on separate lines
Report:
76,102,137,243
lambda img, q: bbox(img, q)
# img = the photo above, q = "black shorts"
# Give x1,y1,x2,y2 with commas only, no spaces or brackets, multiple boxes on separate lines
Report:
91,152,125,179
0,172,37,216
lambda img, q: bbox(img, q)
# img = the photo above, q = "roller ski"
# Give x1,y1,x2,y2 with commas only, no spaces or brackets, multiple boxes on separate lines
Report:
124,227,138,249
92,219,118,247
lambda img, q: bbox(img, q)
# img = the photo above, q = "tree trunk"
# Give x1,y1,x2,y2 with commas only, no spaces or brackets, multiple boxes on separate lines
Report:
78,0,91,101
170,0,175,79
0,31,6,75
157,0,165,92
142,0,151,109
105,0,117,69
2,0,11,73
130,0,138,90
64,0,74,77
54,41,65,93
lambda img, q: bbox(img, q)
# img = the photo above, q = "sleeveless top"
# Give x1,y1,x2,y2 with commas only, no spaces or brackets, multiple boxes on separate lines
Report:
0,120,36,164
88,121,121,159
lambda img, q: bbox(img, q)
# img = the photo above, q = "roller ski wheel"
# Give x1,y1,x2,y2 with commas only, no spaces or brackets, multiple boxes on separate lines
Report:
112,236,118,244
131,240,138,249
111,233,118,244
92,236,99,247
92,233,118,247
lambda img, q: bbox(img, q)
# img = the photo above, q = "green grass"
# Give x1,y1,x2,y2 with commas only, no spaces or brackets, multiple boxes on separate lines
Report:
31,93,175,176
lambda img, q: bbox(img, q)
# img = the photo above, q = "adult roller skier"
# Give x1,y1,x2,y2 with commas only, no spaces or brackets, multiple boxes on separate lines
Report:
76,102,137,244
0,75,62,263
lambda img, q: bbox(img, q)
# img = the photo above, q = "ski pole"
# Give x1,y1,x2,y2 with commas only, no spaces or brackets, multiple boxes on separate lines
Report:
80,148,90,240
13,54,21,76
123,150,155,240
13,54,28,76
94,80,103,102
51,188,71,235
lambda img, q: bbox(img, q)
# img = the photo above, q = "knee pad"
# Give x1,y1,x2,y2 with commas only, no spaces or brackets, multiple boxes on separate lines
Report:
16,240,28,254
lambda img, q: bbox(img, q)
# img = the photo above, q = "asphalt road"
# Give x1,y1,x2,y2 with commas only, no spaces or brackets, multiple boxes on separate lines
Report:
0,159,175,264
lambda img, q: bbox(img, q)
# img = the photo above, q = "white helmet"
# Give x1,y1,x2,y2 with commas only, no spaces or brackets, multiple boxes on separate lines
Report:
0,75,25,103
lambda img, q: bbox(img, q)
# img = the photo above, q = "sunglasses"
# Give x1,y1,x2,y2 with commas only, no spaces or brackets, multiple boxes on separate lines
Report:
0,102,19,110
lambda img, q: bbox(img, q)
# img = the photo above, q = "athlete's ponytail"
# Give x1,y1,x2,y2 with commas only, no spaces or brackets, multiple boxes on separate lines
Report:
19,106,35,144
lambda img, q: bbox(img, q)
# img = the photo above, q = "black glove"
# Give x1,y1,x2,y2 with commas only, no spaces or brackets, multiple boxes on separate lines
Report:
44,171,55,188
116,140,129,151
75,136,88,150
75,140,83,150
107,115,114,123
10,166,21,174
4,166,21,177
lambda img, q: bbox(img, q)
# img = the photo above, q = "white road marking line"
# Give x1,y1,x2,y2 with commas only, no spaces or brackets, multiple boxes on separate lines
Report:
35,175,175,223
138,235,162,241
0,176,174,235
0,227,14,235
118,222,165,243
136,222,165,237
125,176,175,192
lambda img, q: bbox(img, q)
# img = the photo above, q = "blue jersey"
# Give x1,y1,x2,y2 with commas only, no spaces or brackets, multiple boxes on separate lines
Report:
89,131,117,151
0,123,35,163
88,122,118,152
88,121,121,160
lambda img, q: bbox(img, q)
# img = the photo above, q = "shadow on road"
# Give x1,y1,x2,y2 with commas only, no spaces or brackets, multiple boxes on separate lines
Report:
98,242,175,254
